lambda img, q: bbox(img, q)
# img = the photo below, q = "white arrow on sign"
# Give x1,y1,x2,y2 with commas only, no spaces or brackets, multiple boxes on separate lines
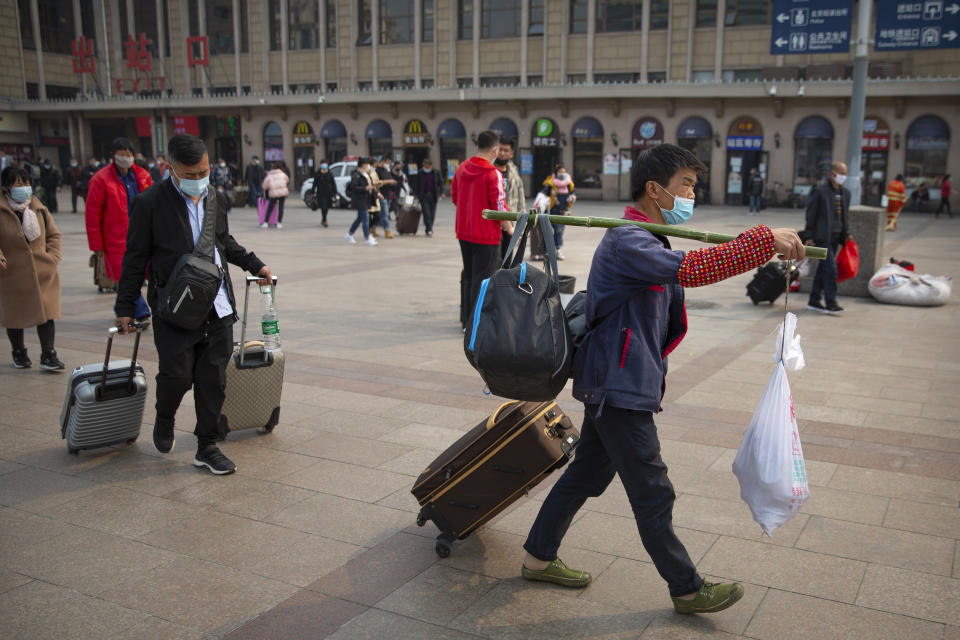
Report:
946,4,960,15
944,30,958,41
777,12,790,23
775,37,788,47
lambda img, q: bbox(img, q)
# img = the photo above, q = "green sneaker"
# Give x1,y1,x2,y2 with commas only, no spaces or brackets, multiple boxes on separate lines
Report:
521,558,592,588
672,581,744,614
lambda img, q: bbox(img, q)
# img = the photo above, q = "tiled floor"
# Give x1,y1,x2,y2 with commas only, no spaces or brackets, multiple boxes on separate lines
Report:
1,196,958,639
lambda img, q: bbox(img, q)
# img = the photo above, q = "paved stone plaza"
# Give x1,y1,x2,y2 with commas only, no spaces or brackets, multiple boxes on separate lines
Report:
0,196,958,639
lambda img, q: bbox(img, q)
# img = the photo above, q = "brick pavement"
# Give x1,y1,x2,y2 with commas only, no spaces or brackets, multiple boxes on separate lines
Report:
0,194,957,639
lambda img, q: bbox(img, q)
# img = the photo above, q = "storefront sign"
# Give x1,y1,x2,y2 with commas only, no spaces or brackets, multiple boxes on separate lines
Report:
403,120,429,147
173,116,199,136
875,0,960,50
136,117,153,138
727,136,763,149
125,33,152,72
216,116,240,137
71,38,95,74
770,0,853,54
519,152,533,175
293,121,315,146
632,117,664,149
862,122,890,150
533,118,559,147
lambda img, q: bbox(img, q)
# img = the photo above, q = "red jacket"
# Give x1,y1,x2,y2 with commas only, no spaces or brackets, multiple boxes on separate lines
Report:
452,156,506,245
85,163,152,281
942,179,951,199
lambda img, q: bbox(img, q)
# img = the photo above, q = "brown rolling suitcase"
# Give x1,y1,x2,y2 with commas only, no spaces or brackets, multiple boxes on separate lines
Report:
89,253,117,293
396,203,422,235
412,400,579,557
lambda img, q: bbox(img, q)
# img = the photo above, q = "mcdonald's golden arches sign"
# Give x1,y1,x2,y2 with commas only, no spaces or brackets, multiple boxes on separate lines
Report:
403,120,429,147
293,121,315,146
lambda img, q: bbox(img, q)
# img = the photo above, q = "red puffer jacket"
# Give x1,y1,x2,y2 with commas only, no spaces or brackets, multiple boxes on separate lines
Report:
452,156,506,245
84,163,152,281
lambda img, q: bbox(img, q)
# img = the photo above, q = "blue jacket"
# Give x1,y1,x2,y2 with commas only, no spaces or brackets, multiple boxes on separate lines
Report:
573,210,688,413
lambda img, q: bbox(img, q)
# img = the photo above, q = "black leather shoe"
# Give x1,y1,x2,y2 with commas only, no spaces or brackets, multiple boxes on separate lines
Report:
11,348,31,369
194,445,236,475
153,417,175,453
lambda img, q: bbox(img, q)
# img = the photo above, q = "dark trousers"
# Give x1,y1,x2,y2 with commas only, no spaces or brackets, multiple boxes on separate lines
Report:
6,319,55,352
459,240,501,327
71,190,78,212
936,198,952,217
809,233,843,307
321,207,329,224
266,196,286,223
524,405,703,597
153,312,233,449
420,194,438,233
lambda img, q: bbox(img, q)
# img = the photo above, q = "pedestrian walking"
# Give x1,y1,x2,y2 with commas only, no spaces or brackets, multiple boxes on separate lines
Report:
375,157,397,239
85,137,153,320
312,159,337,227
389,161,410,219
541,165,575,260
413,158,443,236
345,157,378,246
39,158,60,213
936,174,952,218
885,174,906,231
261,163,289,228
909,182,930,212
244,156,265,207
453,130,511,327
748,167,764,214
212,159,233,190
0,165,65,371
115,134,273,475
519,143,806,615
802,161,851,315
80,157,99,204
494,137,526,259
148,158,164,184
63,158,82,213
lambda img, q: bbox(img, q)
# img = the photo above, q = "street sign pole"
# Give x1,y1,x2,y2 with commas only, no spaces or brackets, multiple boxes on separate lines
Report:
846,0,872,207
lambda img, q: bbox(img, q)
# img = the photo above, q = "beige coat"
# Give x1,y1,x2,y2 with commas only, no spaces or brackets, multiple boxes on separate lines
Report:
0,195,62,328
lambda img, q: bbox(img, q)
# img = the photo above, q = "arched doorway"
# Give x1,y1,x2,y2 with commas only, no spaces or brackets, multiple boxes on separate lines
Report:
532,117,561,192
793,116,834,200
626,116,665,201
571,116,603,190
725,116,765,205
489,117,519,142
365,119,393,160
402,119,431,171
437,118,466,183
677,116,713,204
263,121,284,168
860,116,890,207
320,119,347,164
906,115,950,207
292,120,316,190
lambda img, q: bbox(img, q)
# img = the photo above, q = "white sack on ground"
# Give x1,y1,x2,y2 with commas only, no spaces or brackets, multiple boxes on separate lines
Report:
868,263,952,306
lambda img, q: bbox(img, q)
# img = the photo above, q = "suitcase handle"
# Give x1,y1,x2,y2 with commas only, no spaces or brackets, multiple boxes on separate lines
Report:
239,275,278,365
101,322,143,400
486,401,518,429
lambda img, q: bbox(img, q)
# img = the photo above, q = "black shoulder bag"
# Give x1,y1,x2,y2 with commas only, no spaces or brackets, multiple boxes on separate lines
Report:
155,193,225,330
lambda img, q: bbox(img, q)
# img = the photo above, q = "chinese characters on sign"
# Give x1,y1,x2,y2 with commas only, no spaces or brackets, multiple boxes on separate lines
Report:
875,0,960,50
71,38,94,74
403,120,429,147
726,136,764,150
771,0,854,54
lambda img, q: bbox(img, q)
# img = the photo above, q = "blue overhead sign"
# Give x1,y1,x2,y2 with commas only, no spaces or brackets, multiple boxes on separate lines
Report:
770,0,854,55
875,1,960,50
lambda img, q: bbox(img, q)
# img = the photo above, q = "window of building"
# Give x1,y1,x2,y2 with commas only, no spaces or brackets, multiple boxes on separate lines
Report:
188,1,200,36
648,71,667,83
327,82,338,91
269,0,282,50
482,0,521,39
568,73,587,84
358,0,372,45
696,0,716,27
290,0,320,49
381,0,414,44
270,84,284,94
722,68,762,82
457,77,474,88
650,0,669,29
570,0,587,34
358,80,373,90
18,0,85,54
572,117,604,189
118,0,170,57
597,0,642,32
692,70,715,83
213,86,238,96
480,75,521,86
458,0,473,39
205,0,249,54
421,78,435,88
527,74,543,86
326,0,337,46
905,115,950,191
725,0,769,26
381,79,415,88
595,72,639,83
423,0,434,42
44,85,80,99
529,0,545,34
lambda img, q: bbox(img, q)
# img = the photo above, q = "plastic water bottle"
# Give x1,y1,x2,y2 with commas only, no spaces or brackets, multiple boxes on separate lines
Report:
260,286,281,351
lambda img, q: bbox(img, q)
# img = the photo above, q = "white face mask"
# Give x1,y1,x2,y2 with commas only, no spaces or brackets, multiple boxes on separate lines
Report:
114,154,134,169
833,172,847,186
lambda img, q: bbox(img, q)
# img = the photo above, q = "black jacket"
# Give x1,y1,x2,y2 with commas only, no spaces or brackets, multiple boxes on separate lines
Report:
116,179,265,333
412,168,443,199
749,174,764,197
802,181,850,246
312,170,337,208
349,169,374,210
244,163,264,189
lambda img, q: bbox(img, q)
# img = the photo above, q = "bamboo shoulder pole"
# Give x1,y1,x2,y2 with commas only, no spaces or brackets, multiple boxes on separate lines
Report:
482,210,828,260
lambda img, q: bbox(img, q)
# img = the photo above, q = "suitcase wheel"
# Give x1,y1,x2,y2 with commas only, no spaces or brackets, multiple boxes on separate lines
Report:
416,514,426,527
435,538,452,558
262,424,276,433
68,447,79,455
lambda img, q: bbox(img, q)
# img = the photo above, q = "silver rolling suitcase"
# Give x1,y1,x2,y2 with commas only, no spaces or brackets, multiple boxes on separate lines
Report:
217,276,284,438
60,324,147,454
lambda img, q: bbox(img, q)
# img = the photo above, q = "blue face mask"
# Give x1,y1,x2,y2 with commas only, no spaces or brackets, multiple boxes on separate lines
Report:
654,183,695,225
320,164,328,170
10,186,32,203
172,167,209,198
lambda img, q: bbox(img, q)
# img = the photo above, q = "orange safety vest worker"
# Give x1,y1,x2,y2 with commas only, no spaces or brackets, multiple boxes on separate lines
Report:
885,178,907,231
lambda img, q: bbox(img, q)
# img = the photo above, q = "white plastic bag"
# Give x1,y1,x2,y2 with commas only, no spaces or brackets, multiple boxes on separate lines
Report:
868,263,952,306
532,191,551,214
732,312,809,535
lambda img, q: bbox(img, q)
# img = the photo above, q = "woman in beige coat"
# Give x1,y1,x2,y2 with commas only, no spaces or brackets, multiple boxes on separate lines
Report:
0,165,64,370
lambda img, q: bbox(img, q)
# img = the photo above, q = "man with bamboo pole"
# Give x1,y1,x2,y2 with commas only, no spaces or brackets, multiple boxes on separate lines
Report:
519,144,806,614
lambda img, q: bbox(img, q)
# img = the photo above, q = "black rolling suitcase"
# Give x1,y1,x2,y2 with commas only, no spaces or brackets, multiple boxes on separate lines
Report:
746,262,798,305
411,400,579,557
397,204,422,235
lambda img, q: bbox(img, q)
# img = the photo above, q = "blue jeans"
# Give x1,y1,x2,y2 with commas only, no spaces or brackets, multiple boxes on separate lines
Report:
809,234,842,307
377,197,390,231
349,208,370,239
748,194,761,212
524,405,703,597
551,194,569,248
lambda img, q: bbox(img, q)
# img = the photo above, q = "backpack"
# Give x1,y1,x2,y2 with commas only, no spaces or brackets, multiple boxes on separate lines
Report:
464,213,572,401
